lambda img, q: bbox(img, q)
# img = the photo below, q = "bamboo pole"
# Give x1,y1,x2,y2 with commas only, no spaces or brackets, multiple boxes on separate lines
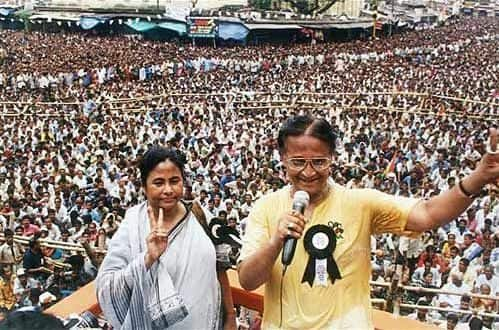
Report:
0,91,491,106
6,234,106,254
370,281,499,301
372,299,498,319
399,303,498,319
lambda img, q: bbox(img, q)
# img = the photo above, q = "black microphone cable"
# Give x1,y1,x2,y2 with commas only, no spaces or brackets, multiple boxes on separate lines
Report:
279,265,288,329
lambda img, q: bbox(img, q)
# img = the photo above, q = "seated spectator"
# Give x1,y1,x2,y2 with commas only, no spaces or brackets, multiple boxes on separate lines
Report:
407,299,433,323
451,219,472,247
100,212,119,238
441,233,458,259
371,268,386,299
438,313,458,330
412,260,441,287
447,258,476,288
371,249,392,276
13,268,40,308
471,284,495,312
456,295,472,324
417,245,447,273
474,265,499,295
447,246,462,274
439,274,471,309
68,220,84,242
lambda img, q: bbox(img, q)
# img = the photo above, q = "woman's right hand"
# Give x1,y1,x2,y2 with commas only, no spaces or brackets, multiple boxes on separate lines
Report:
270,210,306,247
145,206,168,269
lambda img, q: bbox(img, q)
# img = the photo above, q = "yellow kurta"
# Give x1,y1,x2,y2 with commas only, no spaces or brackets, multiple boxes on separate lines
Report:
240,184,420,329
0,277,16,310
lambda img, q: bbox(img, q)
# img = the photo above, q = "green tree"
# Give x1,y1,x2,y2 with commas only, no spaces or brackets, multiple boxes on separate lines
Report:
252,0,272,10
282,0,340,15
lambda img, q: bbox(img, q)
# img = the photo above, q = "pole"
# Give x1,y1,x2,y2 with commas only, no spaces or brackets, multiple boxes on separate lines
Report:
372,0,378,39
389,0,394,36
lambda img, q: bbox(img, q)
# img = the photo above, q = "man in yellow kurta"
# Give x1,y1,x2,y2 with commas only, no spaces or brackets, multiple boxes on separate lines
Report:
238,115,499,329
0,266,16,311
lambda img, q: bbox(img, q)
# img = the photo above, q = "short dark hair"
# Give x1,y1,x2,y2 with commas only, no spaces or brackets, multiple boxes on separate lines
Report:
446,313,458,323
277,115,336,154
3,229,13,237
29,239,39,249
139,147,186,186
0,310,64,330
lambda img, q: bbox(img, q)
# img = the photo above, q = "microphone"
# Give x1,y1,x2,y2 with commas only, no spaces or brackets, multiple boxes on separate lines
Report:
281,190,310,266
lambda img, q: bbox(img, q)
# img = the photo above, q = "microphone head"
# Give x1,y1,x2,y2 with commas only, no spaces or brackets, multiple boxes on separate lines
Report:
293,190,310,207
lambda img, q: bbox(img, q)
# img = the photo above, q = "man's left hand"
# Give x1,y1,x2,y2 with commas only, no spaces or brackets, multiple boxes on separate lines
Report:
476,128,499,186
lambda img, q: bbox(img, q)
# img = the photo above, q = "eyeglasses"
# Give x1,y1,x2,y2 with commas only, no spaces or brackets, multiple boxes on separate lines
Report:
286,157,331,171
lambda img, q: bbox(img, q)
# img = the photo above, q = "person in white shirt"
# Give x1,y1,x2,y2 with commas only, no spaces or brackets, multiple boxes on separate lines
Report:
474,265,499,295
447,258,476,288
72,170,88,189
69,220,85,242
439,273,471,309
13,268,40,307
412,260,442,287
53,197,68,226
41,217,61,241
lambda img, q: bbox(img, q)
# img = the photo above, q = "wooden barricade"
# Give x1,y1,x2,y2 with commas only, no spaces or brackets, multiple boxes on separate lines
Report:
47,270,438,329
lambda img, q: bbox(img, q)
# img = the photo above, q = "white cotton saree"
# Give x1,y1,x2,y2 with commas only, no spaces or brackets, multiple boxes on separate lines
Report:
96,201,222,329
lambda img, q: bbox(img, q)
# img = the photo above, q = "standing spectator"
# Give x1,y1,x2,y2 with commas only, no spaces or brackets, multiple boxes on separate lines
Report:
0,229,23,272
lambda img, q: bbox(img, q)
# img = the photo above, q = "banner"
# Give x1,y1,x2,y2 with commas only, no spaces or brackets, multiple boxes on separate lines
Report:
187,18,216,38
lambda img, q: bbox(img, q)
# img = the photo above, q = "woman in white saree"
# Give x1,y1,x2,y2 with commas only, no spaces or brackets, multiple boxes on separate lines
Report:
96,147,236,329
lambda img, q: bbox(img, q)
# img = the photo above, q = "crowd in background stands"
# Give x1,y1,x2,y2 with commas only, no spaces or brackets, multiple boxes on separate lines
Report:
0,15,497,329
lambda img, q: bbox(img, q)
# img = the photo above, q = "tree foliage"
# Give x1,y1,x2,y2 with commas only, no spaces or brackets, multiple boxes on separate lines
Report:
282,0,340,15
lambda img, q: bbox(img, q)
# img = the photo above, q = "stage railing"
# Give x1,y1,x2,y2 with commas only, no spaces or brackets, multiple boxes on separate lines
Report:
6,232,499,319
46,271,439,330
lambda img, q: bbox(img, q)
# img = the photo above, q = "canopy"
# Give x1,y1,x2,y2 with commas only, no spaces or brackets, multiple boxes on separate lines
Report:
79,17,103,30
218,21,248,40
125,20,157,32
0,8,15,16
157,21,187,35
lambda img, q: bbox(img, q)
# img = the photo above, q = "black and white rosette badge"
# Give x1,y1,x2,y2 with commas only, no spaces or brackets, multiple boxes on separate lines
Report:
302,224,342,287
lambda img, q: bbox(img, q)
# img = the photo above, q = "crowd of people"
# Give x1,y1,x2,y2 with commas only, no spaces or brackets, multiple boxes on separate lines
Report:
0,14,497,329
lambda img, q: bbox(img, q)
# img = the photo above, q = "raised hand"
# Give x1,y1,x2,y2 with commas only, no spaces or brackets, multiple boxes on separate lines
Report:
476,128,499,186
145,206,168,269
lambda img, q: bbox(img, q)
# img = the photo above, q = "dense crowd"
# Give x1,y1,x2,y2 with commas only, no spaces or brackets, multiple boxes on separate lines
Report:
0,15,497,329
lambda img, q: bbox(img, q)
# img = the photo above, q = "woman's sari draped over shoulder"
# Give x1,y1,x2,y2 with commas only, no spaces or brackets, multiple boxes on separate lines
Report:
96,201,221,329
